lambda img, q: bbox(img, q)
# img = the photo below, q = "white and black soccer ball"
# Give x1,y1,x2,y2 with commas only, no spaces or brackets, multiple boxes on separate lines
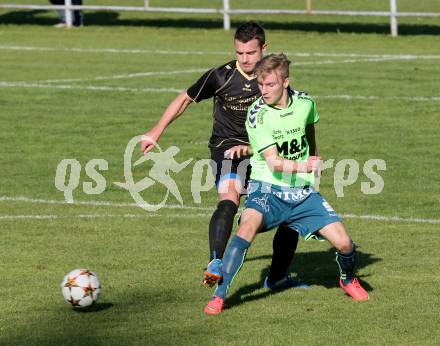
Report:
61,269,101,308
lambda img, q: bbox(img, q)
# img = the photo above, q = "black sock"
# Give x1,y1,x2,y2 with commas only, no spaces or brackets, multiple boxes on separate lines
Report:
335,243,356,285
208,200,238,260
268,224,299,284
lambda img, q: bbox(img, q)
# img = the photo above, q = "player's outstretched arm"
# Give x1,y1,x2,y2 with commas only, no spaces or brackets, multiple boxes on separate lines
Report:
262,146,321,174
141,91,193,154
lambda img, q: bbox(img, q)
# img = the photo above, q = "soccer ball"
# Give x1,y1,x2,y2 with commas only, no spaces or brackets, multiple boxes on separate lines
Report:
61,269,101,308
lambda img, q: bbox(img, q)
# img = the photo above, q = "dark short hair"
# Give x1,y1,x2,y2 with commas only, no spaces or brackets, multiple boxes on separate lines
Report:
255,53,291,79
234,22,265,47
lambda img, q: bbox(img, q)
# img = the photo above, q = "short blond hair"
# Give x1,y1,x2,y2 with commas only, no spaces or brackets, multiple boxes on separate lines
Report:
255,53,291,79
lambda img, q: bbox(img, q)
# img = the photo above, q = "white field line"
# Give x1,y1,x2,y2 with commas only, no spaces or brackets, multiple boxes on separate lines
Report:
3,45,439,86
318,95,440,102
294,55,436,66
1,196,439,225
0,81,183,93
0,81,438,102
0,45,233,56
32,56,430,85
1,45,440,60
37,68,207,84
342,214,440,224
0,195,213,211
0,213,211,220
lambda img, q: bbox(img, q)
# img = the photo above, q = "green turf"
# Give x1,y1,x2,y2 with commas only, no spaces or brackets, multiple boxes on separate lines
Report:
0,7,440,346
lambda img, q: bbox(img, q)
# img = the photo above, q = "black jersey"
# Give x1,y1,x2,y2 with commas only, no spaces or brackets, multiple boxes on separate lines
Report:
187,60,260,149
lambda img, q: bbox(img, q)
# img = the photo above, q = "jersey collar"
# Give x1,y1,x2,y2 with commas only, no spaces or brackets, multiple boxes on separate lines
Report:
235,61,256,81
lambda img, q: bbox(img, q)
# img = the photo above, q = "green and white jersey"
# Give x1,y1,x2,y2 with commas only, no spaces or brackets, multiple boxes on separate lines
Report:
246,90,319,187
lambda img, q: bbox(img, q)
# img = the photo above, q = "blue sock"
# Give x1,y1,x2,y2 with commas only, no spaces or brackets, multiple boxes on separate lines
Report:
335,243,356,285
214,235,250,299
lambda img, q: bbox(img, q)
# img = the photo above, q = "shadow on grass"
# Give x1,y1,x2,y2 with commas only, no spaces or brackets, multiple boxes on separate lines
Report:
72,302,113,313
1,10,439,36
227,248,380,310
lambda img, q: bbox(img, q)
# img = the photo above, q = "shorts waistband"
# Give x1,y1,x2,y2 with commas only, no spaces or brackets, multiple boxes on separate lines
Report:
247,180,316,202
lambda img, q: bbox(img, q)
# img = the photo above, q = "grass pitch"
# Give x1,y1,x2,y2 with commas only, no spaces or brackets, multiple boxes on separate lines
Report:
0,5,439,345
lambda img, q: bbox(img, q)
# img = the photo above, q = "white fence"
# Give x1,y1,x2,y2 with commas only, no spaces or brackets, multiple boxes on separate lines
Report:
0,0,439,36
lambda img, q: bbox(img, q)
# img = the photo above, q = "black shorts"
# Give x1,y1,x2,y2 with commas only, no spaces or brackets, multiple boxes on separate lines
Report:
210,146,251,190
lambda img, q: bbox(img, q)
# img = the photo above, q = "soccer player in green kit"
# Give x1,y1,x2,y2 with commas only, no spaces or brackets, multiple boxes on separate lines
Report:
141,23,304,291
204,53,369,315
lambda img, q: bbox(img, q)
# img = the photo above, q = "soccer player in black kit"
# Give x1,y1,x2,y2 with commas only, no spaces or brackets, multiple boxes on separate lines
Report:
141,22,306,290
